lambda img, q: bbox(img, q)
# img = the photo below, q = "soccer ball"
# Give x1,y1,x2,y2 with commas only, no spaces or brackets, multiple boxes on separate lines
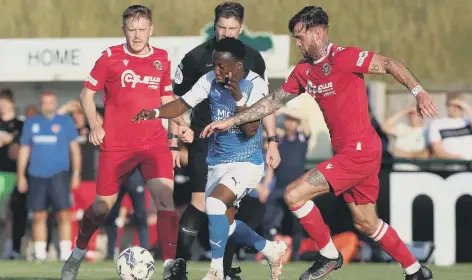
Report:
116,246,155,280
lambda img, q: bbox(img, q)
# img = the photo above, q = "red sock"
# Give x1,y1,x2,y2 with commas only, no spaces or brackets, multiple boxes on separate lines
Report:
291,200,331,249
371,220,417,269
76,205,102,250
157,211,178,261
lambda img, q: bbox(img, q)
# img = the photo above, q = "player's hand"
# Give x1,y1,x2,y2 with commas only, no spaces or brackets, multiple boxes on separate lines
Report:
265,142,281,168
89,125,105,146
257,183,270,203
132,109,157,123
71,175,81,190
171,149,181,168
200,118,235,138
17,175,28,193
415,91,438,118
224,72,242,99
179,126,194,143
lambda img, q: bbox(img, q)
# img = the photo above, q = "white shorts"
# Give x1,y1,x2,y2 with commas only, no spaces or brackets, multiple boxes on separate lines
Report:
205,162,264,207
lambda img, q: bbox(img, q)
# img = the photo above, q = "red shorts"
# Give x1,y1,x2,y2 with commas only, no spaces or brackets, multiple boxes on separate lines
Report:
317,146,382,204
96,143,173,196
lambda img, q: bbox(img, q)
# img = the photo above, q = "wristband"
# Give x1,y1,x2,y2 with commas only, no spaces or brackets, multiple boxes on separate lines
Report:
168,133,179,139
153,108,160,117
267,136,280,143
170,146,179,151
72,171,81,177
235,97,247,107
411,85,423,97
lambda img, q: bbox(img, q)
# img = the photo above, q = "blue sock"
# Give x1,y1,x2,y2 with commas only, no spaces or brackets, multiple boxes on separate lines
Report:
206,197,229,260
231,220,267,252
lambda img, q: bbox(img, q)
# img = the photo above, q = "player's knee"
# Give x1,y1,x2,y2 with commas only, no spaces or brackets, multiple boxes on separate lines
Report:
191,193,206,212
55,210,70,224
353,216,378,235
205,197,227,215
92,198,113,219
284,187,302,208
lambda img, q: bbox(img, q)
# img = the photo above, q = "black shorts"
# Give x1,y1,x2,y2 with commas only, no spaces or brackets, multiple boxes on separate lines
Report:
186,136,209,193
27,171,71,211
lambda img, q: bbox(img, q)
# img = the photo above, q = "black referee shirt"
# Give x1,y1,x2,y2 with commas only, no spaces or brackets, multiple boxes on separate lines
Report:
173,37,266,133
0,118,23,172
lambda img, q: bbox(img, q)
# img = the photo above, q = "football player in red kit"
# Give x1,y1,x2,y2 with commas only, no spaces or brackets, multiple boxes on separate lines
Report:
61,5,187,280
201,6,438,280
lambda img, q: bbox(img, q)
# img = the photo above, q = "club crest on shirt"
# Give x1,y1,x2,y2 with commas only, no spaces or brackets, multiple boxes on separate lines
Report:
32,123,40,133
153,60,162,71
323,63,331,76
51,124,61,134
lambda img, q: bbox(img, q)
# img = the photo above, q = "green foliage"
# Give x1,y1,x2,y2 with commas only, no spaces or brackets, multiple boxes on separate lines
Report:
0,0,470,84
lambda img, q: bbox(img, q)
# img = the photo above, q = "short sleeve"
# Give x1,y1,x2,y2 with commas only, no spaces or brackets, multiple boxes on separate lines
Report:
174,54,201,97
180,72,212,108
20,120,32,146
281,65,305,95
84,49,110,91
335,47,374,74
247,77,269,106
160,60,173,97
428,120,442,143
65,117,79,143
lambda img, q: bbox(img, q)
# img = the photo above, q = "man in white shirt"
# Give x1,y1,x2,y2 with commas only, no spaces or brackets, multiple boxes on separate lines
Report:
428,92,472,165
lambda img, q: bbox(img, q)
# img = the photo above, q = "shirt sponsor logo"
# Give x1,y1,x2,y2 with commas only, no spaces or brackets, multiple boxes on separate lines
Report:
33,135,57,144
306,81,335,97
120,69,160,89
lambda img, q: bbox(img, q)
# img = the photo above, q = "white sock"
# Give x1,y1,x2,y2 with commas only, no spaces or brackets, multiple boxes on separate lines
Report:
210,257,224,272
163,259,174,268
2,239,12,258
34,241,47,261
319,238,339,259
260,241,276,257
405,262,421,275
59,240,72,261
71,247,86,260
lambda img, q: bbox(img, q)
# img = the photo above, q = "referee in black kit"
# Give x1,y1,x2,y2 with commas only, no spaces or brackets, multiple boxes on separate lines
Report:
171,2,281,279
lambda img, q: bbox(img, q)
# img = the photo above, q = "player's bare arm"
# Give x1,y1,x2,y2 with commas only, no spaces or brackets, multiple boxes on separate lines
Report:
132,98,190,123
161,95,188,127
80,87,105,146
367,54,438,118
262,113,281,168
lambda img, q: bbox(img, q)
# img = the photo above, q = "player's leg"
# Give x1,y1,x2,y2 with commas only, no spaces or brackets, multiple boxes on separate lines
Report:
176,139,208,260
126,170,150,249
62,150,137,280
27,176,49,261
346,179,432,280
104,186,126,260
139,145,185,280
50,171,73,261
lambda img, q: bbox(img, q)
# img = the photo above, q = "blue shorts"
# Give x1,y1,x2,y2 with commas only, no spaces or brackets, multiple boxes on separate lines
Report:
27,171,71,211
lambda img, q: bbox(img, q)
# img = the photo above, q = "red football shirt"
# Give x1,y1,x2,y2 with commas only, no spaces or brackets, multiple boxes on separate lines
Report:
84,44,173,151
282,44,381,152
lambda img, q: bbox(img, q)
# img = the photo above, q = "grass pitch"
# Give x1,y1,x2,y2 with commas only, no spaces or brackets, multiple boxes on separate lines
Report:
0,261,471,280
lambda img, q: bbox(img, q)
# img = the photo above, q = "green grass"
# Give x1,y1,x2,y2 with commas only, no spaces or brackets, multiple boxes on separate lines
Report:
0,261,471,280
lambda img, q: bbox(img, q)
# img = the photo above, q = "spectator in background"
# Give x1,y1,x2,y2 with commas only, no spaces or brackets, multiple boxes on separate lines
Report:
382,106,429,170
428,92,472,167
0,89,25,259
260,107,311,261
17,91,82,262
23,105,38,119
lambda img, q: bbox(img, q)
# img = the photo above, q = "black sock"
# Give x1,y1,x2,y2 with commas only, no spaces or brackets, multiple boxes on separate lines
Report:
223,238,237,276
176,204,206,260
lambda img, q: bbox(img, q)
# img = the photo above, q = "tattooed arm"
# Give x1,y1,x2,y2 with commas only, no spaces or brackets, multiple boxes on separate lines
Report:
367,54,421,91
233,88,296,126
367,54,438,118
